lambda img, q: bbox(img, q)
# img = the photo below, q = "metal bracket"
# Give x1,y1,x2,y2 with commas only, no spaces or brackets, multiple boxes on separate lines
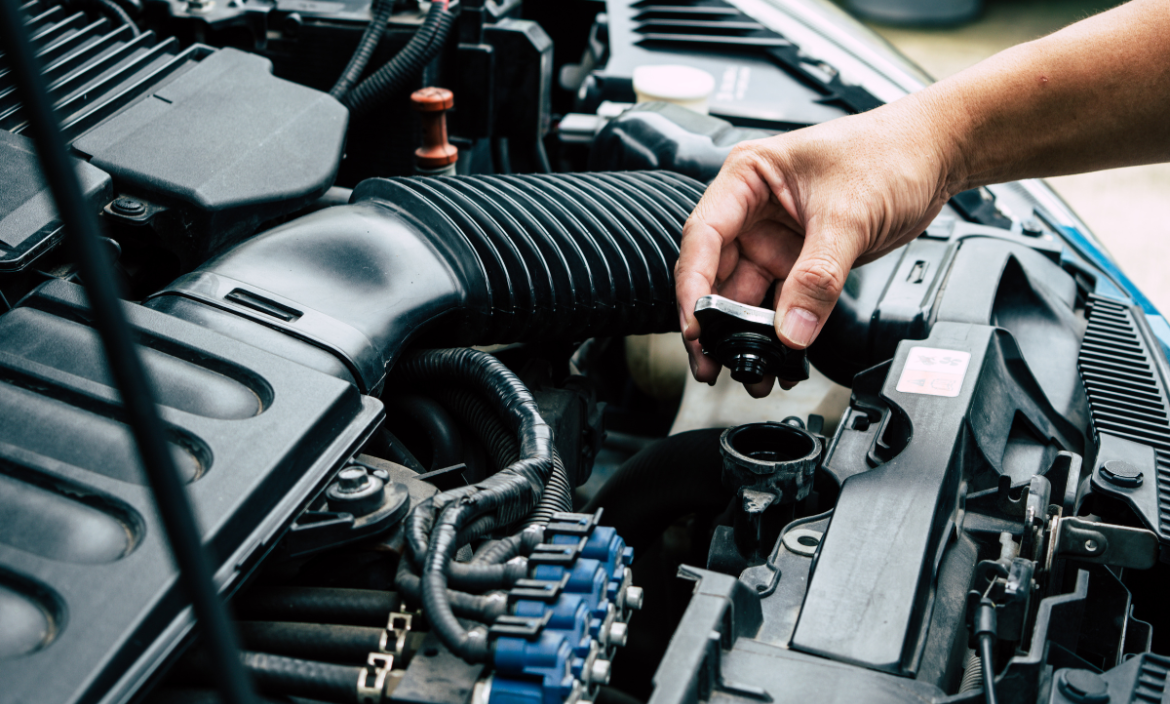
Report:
357,653,395,704
379,612,413,655
1055,517,1158,569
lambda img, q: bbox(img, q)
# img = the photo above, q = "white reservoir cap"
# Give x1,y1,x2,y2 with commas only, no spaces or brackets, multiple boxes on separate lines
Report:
632,64,716,114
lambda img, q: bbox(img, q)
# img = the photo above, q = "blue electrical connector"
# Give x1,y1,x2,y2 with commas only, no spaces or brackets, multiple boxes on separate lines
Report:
487,512,641,704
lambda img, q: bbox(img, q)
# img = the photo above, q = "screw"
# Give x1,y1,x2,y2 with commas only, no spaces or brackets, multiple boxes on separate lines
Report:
335,466,370,492
1084,539,1098,553
110,197,145,216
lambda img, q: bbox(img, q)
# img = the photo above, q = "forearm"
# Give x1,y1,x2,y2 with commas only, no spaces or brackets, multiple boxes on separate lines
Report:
902,0,1170,194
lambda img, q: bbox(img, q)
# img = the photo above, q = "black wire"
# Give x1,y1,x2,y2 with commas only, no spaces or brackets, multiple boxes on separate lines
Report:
0,4,255,704
974,597,998,704
329,0,393,99
978,633,998,704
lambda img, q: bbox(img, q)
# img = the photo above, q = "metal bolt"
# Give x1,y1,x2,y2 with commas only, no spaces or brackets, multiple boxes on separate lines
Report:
1084,539,1099,553
606,622,628,647
623,586,644,611
110,197,145,216
335,466,370,492
1021,218,1044,237
588,659,611,685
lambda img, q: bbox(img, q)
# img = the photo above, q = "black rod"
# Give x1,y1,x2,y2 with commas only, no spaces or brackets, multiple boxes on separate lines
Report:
0,3,256,703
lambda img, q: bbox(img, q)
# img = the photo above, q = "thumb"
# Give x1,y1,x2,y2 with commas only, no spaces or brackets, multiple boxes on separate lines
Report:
774,225,863,349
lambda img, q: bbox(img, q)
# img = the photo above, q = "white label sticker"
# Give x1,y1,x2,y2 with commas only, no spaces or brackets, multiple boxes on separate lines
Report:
896,347,972,398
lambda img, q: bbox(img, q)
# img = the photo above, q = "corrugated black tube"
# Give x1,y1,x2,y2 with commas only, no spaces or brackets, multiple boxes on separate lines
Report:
238,622,385,664
525,448,573,527
342,2,454,118
235,587,400,627
392,348,551,661
329,0,394,99
241,652,361,703
583,429,732,555
431,387,518,470
365,172,703,347
395,556,508,621
473,527,544,565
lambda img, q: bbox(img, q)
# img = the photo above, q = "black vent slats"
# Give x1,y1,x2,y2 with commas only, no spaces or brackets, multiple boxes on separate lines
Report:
0,0,206,139
1135,654,1170,702
632,0,792,49
1078,294,1170,536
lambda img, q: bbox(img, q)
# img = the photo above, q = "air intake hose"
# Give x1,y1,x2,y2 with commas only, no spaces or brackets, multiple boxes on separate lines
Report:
148,171,704,393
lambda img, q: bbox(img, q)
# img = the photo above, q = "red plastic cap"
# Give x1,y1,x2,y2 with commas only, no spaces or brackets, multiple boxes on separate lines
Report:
412,87,458,168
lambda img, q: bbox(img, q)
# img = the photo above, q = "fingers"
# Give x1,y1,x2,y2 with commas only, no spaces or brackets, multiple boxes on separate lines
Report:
676,149,777,383
773,218,867,349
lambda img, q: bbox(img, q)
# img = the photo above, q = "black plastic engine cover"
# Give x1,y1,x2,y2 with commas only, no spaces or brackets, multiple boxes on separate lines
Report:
1,4,347,271
0,131,111,272
74,47,348,265
0,279,381,704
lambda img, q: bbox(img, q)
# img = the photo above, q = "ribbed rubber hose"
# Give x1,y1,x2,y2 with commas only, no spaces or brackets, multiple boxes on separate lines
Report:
234,587,400,627
431,387,519,471
329,0,394,100
583,429,732,555
429,386,570,523
241,652,361,703
375,171,704,346
392,348,552,661
238,622,386,664
342,2,454,118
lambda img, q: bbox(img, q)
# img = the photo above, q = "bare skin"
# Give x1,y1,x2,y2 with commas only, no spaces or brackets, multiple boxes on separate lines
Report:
675,0,1170,396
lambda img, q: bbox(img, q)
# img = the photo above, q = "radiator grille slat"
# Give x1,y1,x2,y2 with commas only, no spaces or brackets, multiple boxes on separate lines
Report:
1078,294,1170,538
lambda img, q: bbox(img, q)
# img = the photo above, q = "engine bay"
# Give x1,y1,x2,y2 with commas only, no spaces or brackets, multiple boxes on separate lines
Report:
3,1,1170,703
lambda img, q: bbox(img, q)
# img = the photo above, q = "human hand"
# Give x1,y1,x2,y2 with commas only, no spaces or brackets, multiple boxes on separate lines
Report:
675,98,959,396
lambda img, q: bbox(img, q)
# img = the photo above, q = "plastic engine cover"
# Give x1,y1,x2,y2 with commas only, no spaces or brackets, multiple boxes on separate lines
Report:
0,279,381,704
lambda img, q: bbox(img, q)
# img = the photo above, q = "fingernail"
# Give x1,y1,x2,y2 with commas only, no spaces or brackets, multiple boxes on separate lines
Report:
779,308,818,348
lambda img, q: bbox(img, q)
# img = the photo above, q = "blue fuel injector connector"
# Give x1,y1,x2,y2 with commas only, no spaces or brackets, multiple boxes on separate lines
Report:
487,512,640,704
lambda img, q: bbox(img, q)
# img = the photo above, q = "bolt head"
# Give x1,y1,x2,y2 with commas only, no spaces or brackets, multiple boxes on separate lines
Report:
336,466,370,492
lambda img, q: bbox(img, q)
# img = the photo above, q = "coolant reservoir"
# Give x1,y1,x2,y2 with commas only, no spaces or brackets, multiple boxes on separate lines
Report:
632,65,716,114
